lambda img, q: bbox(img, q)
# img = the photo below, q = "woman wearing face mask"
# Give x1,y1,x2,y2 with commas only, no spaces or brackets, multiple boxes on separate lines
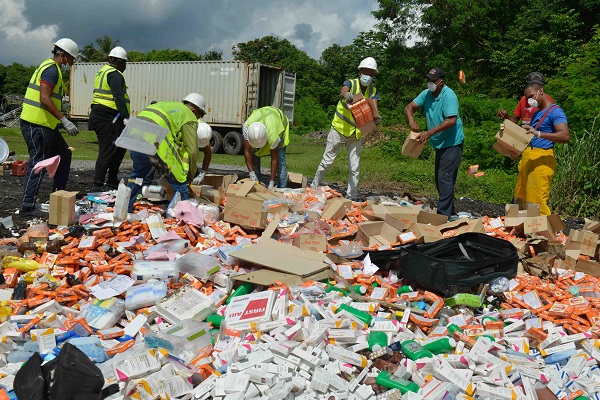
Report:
18,38,80,216
404,68,465,218
312,57,382,201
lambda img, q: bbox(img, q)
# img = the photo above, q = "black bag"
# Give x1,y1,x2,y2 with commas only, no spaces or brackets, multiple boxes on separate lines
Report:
13,352,48,400
367,232,518,296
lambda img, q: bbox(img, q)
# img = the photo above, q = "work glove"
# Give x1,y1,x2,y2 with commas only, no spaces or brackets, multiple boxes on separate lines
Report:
123,118,128,126
192,170,206,185
268,180,276,190
61,117,79,136
344,92,354,104
249,171,258,182
374,117,382,125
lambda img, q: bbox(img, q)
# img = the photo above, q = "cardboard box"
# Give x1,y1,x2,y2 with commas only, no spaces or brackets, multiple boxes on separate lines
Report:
410,223,443,243
225,180,258,197
402,131,426,159
321,198,352,221
203,173,238,189
438,218,470,233
287,172,308,189
524,214,565,240
455,219,486,235
223,195,268,229
292,233,328,252
349,93,378,136
568,230,599,258
584,219,600,234
576,258,600,278
493,119,533,161
417,210,448,226
190,185,225,206
505,203,540,218
48,190,78,226
356,216,404,248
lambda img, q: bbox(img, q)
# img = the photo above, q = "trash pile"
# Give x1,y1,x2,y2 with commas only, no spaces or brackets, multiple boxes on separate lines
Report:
0,174,599,400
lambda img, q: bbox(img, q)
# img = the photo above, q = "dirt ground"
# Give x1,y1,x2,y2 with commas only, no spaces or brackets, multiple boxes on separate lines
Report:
0,161,582,237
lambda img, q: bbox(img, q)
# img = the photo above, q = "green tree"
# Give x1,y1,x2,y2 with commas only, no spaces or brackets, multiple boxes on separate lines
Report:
2,63,36,95
95,35,120,60
203,50,222,61
79,43,101,62
143,49,201,61
126,50,147,62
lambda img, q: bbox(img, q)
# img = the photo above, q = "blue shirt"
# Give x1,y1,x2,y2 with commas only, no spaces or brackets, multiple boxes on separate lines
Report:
413,86,464,149
529,104,568,149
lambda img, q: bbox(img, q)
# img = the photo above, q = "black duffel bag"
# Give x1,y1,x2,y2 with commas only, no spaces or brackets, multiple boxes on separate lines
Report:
366,232,519,296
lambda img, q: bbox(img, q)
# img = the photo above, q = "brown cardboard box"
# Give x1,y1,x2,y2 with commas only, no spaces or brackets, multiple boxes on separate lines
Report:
356,215,404,248
524,214,565,240
190,185,225,206
204,173,238,189
493,119,533,161
455,219,486,235
410,223,443,243
402,131,426,159
350,93,377,136
417,210,448,226
223,195,268,229
293,233,328,252
438,218,470,233
568,230,599,257
287,172,308,189
505,203,540,218
321,198,352,221
583,218,600,234
48,190,78,226
576,258,600,278
554,256,577,271
225,180,257,197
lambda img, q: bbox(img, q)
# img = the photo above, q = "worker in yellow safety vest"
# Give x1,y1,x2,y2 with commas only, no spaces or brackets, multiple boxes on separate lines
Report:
312,57,381,200
126,94,212,212
242,106,289,190
19,38,79,216
89,46,131,190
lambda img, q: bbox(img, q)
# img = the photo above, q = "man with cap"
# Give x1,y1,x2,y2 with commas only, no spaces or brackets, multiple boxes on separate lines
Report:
89,46,130,190
126,94,212,212
404,68,464,218
243,106,289,190
19,38,79,216
312,57,381,200
497,72,554,125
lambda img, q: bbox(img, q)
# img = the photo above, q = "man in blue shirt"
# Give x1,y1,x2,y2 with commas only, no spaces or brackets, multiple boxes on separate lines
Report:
515,82,570,215
404,68,464,217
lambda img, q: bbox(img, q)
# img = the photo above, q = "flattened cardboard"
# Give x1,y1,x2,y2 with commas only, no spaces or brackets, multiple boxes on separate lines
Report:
524,214,565,240
232,268,332,286
584,218,600,234
49,190,78,226
223,195,267,229
287,172,308,189
321,198,352,221
576,258,600,278
455,219,486,235
438,218,470,233
494,119,533,161
505,204,540,218
402,131,426,159
293,233,328,252
225,180,257,197
417,211,448,226
410,223,443,243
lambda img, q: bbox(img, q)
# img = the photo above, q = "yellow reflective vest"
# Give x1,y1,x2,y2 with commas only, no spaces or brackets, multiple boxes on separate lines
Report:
245,106,289,157
20,59,66,129
137,102,197,183
92,65,130,113
331,78,378,139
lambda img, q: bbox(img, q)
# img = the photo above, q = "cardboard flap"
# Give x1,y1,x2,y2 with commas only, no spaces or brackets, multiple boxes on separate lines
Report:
203,173,238,189
232,268,332,286
287,172,308,189
226,180,257,197
417,211,448,226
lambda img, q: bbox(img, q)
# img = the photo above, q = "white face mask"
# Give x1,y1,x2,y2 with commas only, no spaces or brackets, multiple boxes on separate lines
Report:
61,63,70,73
427,81,438,92
360,74,373,86
527,91,541,108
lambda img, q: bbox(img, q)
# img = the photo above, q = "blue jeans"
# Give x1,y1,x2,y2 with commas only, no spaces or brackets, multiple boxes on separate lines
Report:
126,151,188,212
434,142,463,217
252,145,287,188
20,121,72,209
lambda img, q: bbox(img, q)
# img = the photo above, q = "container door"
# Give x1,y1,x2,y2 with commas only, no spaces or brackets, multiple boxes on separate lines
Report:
245,63,259,120
281,71,296,124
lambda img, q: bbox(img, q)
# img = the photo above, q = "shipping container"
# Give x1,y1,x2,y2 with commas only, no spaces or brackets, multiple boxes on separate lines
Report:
69,61,296,154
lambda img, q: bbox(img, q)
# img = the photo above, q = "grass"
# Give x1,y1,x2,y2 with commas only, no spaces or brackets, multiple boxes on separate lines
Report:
0,127,517,204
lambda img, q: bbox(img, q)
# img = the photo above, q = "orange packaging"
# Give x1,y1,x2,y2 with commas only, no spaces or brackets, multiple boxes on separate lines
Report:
525,327,548,343
97,327,124,340
473,172,485,178
18,316,41,332
484,321,504,331
3,268,19,288
28,296,52,308
463,324,485,337
106,339,135,356
548,303,574,318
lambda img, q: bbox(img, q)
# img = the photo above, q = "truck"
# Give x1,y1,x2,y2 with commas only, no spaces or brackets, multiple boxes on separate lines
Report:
68,61,296,155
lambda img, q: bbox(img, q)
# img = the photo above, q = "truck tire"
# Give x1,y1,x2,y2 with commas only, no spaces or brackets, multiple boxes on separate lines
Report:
223,131,244,155
210,130,223,154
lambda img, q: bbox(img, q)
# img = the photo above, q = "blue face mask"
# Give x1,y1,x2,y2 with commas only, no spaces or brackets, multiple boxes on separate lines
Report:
360,74,373,86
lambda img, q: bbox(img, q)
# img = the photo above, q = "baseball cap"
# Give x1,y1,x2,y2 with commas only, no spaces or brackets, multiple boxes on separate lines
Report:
527,71,545,85
425,68,446,80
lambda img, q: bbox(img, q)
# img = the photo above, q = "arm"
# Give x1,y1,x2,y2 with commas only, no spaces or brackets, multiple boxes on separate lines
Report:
416,116,458,144
497,108,519,123
243,139,254,172
181,122,199,182
404,101,421,132
339,84,351,101
40,84,64,120
201,145,211,171
269,147,278,182
523,123,570,143
107,72,130,118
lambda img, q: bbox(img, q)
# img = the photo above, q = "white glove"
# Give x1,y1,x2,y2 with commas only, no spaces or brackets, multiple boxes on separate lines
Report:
61,117,79,136
344,92,354,104
249,171,258,181
268,180,276,190
192,170,206,185
123,118,128,126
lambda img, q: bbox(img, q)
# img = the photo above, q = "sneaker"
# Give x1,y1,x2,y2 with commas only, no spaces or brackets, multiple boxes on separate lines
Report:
17,207,46,218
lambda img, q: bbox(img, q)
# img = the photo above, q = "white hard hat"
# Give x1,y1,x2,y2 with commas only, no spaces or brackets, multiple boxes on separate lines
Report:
197,122,212,148
53,38,78,59
247,122,268,148
358,57,378,72
183,93,206,113
108,46,128,61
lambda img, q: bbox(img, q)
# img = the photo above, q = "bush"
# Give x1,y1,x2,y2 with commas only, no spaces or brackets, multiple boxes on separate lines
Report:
292,96,330,135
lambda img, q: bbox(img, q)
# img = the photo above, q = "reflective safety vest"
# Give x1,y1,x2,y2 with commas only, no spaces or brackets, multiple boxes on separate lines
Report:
137,102,197,183
331,78,378,140
20,58,66,129
92,65,130,113
246,106,290,157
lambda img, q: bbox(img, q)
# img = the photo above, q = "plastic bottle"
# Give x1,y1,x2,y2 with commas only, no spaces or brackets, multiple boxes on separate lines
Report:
447,323,463,335
368,331,389,351
396,285,412,294
325,285,349,296
400,340,433,360
225,282,255,305
353,285,367,295
207,314,224,327
375,371,419,394
488,277,510,294
423,337,456,354
336,304,373,326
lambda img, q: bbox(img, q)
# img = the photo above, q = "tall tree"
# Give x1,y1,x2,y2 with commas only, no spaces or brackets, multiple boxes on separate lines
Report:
94,35,120,60
203,51,222,61
79,44,100,62
2,63,36,95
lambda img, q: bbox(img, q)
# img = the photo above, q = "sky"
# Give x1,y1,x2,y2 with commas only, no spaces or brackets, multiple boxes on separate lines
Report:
0,0,380,66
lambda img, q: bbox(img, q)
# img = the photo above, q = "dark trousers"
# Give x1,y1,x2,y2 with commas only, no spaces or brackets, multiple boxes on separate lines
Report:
89,114,126,188
20,120,72,209
434,142,463,217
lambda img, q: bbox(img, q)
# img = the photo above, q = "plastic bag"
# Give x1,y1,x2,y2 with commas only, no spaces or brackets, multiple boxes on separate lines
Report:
18,222,49,245
166,191,182,218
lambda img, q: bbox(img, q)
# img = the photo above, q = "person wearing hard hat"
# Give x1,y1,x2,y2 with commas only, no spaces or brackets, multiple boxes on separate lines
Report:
126,94,212,212
242,106,289,190
311,57,381,200
18,38,79,216
89,46,130,190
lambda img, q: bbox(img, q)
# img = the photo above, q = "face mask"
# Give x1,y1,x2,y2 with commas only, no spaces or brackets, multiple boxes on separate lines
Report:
60,63,70,73
427,81,438,92
360,74,373,86
527,91,540,108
